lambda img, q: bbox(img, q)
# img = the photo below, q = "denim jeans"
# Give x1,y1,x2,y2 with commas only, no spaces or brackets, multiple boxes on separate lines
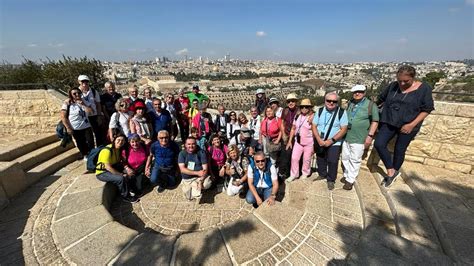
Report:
374,123,418,171
96,171,128,198
246,186,273,205
150,165,177,188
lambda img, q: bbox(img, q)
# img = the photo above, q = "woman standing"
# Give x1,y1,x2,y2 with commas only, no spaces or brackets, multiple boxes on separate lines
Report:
108,98,131,141
129,101,153,145
286,99,314,183
374,65,434,187
226,111,241,145
60,87,95,160
260,106,282,165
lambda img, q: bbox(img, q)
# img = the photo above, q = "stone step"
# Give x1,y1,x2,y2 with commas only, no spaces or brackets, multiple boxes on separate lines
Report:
25,148,81,186
368,166,442,252
402,162,474,265
0,134,57,161
346,226,453,265
12,141,75,171
355,169,396,234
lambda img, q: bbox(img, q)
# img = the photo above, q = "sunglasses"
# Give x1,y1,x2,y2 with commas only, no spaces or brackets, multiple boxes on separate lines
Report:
72,92,81,96
353,91,365,94
300,106,310,109
326,100,338,104
80,80,89,83
158,137,168,140
120,104,127,107
255,159,265,163
287,100,297,103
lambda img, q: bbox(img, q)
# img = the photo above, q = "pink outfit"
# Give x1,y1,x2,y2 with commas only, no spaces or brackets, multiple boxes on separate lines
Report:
122,145,149,170
208,145,228,167
191,113,210,138
291,114,314,177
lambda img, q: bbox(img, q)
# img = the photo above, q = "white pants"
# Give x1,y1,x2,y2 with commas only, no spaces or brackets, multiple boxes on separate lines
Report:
341,141,365,184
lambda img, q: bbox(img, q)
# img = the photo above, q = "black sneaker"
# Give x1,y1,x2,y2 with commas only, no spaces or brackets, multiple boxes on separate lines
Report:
156,186,165,193
315,175,327,181
327,181,335,190
122,195,140,203
384,171,400,188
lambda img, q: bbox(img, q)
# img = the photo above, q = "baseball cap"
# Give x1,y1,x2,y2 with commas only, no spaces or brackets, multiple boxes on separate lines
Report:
351,85,366,92
269,97,279,104
256,88,264,95
78,75,90,81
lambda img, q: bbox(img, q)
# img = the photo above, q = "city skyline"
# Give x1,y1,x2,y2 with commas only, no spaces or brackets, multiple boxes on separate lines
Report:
1,0,473,64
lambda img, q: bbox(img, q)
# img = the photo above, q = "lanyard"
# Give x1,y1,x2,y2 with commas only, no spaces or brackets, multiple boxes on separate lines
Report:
296,115,306,134
348,98,365,123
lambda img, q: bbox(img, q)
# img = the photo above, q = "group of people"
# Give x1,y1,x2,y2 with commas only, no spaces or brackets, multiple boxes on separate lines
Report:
60,65,434,205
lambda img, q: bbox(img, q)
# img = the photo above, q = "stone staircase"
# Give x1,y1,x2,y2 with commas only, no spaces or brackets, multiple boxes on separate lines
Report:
0,134,80,209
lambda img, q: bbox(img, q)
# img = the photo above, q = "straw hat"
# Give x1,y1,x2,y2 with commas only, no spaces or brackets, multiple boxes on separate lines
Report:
299,98,313,107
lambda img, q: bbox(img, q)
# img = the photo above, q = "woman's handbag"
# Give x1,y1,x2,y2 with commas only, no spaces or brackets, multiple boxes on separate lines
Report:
266,137,282,153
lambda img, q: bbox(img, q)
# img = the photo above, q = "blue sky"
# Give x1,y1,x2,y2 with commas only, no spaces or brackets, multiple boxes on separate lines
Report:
0,0,473,63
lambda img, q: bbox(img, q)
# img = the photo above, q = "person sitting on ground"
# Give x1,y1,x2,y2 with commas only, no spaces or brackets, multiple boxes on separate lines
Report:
108,98,131,141
129,101,153,145
121,134,149,197
61,87,95,160
178,137,212,200
146,130,180,193
220,144,249,196
236,127,258,157
246,152,278,207
191,104,214,150
226,111,240,145
286,98,315,183
96,133,138,203
207,134,228,183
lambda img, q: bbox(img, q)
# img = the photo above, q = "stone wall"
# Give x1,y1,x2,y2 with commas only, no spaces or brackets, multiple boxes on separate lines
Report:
0,90,64,136
405,101,474,174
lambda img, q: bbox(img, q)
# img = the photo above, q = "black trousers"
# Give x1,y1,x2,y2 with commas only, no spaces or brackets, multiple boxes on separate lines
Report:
316,145,342,182
89,115,105,146
72,127,95,156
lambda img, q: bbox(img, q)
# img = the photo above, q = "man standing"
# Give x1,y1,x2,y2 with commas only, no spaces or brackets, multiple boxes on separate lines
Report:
214,104,230,136
280,93,299,180
178,137,212,200
187,85,210,108
78,74,105,146
143,87,155,113
246,152,279,208
341,85,379,190
149,98,172,138
126,85,143,114
100,81,122,122
249,106,262,146
146,130,180,193
311,92,348,190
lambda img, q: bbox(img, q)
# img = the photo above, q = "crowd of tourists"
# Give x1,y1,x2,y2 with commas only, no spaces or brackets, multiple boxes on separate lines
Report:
59,65,434,205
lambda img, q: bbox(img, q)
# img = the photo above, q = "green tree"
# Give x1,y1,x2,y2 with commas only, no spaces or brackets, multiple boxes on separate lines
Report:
0,58,43,84
422,71,446,89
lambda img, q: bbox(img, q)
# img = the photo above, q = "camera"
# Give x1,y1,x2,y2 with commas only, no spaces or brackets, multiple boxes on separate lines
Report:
348,123,352,130
295,133,301,144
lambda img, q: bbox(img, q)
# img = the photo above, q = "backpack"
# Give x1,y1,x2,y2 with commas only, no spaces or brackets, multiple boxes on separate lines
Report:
86,145,112,172
56,103,71,139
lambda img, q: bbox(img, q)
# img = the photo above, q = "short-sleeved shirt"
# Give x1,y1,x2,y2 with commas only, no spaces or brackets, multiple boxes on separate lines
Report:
96,144,120,175
260,117,282,139
151,141,180,168
292,113,314,146
178,149,208,180
187,92,209,104
109,112,131,137
312,107,348,146
345,98,380,144
81,88,101,116
122,144,149,170
100,92,122,116
61,102,91,130
208,145,228,167
378,81,434,131
247,164,277,189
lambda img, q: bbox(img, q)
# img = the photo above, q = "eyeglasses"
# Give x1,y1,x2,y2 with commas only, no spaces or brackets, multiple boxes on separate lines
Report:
287,100,297,103
255,159,265,163
158,137,168,140
326,100,338,104
120,104,127,107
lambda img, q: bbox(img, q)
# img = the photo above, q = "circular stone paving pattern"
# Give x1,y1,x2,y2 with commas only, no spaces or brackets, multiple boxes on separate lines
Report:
112,186,254,235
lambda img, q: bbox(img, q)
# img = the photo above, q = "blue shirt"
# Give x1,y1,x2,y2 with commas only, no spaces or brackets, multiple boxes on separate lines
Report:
312,107,348,146
178,149,208,180
150,141,180,168
149,109,172,134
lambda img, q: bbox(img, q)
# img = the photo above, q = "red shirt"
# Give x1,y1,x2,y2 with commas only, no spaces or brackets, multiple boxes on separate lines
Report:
260,117,281,139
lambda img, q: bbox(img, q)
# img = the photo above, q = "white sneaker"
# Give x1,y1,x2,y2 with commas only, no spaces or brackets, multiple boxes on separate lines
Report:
286,176,297,183
83,156,88,161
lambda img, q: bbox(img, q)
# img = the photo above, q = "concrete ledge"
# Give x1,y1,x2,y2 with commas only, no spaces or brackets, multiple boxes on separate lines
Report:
0,162,28,198
0,134,57,161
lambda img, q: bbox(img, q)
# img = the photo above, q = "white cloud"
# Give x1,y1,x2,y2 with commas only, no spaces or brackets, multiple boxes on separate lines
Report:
256,31,267,37
49,43,64,48
466,0,474,6
27,43,38,47
396,37,408,44
175,48,188,55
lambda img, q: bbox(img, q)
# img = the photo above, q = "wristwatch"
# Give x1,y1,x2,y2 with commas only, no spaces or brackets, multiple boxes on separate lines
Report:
368,134,375,138
331,138,337,143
